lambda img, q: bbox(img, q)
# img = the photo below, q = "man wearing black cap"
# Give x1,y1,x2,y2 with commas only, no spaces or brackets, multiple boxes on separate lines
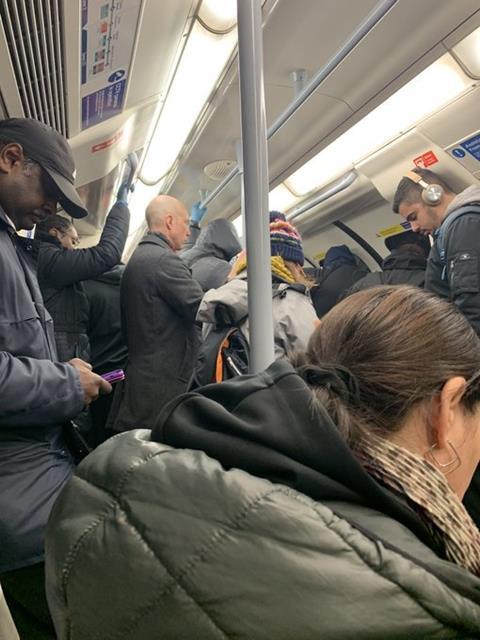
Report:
348,231,430,294
0,117,111,637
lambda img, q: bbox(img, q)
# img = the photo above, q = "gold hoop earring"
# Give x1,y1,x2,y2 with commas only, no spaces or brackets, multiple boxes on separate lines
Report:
425,440,461,474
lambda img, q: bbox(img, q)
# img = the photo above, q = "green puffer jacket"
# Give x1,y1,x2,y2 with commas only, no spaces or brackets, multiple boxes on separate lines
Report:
46,361,480,639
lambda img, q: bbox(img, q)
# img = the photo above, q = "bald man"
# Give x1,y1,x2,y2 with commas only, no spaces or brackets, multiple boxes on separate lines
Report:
114,195,204,430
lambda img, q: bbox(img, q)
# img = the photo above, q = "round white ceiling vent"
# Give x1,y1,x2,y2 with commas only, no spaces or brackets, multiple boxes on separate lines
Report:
204,160,236,181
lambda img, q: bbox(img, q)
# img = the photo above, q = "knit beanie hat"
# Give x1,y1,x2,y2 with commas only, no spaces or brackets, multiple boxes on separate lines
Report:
269,211,304,266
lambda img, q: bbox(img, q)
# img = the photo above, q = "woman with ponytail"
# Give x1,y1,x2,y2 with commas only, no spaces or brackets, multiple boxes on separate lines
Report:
47,285,480,639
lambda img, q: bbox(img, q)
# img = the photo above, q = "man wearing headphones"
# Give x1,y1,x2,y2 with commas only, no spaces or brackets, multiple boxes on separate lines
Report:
393,167,480,334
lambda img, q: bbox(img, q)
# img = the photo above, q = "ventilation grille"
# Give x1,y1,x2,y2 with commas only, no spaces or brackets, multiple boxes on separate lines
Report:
204,160,236,181
0,0,67,136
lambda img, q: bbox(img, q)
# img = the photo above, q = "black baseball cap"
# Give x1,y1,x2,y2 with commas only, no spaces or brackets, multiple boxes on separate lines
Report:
0,117,88,218
385,230,431,254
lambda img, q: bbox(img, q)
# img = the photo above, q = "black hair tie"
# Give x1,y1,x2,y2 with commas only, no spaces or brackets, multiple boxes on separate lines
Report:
298,363,361,405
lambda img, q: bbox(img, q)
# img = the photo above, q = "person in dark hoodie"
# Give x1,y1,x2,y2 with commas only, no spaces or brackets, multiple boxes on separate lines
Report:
311,244,369,317
180,217,242,291
348,230,430,293
46,285,480,639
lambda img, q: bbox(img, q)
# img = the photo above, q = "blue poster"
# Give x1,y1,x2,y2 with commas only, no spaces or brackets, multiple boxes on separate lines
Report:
81,79,126,129
80,0,141,130
460,133,480,161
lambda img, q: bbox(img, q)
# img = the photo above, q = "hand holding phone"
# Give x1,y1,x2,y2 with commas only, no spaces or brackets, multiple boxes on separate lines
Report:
101,369,125,384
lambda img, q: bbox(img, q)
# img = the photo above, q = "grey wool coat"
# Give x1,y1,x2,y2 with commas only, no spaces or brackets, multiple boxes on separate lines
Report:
114,232,203,431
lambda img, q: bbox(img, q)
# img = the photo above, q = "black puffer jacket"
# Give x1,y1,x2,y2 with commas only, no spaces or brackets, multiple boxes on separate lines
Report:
46,361,480,639
348,248,427,293
37,202,129,362
180,218,241,291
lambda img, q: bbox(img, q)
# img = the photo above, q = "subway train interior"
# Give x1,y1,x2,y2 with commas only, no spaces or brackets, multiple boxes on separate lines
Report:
1,0,479,265
4,1,480,638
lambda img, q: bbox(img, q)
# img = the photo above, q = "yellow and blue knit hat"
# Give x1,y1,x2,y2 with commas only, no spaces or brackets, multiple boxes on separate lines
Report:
269,211,304,266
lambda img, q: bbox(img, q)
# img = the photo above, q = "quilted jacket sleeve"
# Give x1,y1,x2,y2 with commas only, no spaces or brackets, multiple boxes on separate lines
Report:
45,431,480,640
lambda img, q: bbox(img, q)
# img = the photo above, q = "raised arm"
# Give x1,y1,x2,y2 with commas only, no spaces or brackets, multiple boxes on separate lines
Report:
37,201,130,287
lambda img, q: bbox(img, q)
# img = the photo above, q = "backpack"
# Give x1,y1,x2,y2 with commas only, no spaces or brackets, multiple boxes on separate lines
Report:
434,203,480,280
189,283,305,390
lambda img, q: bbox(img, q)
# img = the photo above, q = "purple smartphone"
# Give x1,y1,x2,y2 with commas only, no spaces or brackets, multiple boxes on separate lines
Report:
101,369,125,384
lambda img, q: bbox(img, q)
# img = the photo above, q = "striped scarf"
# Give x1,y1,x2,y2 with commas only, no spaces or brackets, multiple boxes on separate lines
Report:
355,434,480,576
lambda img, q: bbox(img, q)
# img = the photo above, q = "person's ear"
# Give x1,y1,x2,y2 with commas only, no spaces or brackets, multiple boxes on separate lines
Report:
49,227,61,240
432,377,466,449
0,143,23,173
165,213,174,230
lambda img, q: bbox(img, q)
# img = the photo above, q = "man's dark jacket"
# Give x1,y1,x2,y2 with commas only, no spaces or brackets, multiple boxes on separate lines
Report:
114,232,203,431
348,248,427,293
425,185,480,334
36,201,129,362
0,208,83,573
84,264,127,375
83,264,128,446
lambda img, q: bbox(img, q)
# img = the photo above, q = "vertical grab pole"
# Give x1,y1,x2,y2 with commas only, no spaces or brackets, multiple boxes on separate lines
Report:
237,0,275,373
235,139,245,241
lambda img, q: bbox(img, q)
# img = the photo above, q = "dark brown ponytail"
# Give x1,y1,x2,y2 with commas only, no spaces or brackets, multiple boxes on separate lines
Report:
292,285,480,446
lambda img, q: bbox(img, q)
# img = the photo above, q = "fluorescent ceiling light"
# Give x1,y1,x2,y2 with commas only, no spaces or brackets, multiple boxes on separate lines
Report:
230,185,299,239
199,0,237,31
140,21,237,185
451,26,480,79
285,53,472,196
232,214,243,239
268,183,300,212
122,181,159,258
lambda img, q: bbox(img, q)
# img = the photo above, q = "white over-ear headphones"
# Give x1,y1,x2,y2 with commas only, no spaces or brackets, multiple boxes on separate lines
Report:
404,170,444,206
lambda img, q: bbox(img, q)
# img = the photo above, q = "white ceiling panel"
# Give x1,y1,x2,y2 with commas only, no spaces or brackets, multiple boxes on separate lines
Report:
167,0,480,220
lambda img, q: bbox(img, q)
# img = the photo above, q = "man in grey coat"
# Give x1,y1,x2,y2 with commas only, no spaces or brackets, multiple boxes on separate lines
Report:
0,118,110,636
115,195,203,431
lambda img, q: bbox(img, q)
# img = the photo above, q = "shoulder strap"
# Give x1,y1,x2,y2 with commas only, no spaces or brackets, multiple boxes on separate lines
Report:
435,204,480,265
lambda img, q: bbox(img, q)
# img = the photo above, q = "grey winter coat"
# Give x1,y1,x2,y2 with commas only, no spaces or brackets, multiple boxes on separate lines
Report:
46,361,480,639
197,272,317,358
0,209,84,573
114,232,204,431
180,218,241,291
426,185,480,334
37,201,130,362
